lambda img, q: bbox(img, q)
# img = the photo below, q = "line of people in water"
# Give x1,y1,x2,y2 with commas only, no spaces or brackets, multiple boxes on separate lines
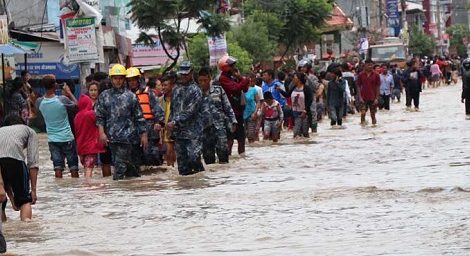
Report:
1,55,469,246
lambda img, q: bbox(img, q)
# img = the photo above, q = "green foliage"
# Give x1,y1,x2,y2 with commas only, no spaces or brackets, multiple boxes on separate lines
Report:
242,0,332,58
231,20,277,63
128,0,231,72
447,24,470,57
409,26,436,56
187,33,210,71
246,10,284,42
227,41,253,74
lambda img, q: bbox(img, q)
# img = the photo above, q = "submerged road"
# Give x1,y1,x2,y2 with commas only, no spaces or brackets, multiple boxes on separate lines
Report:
3,82,470,255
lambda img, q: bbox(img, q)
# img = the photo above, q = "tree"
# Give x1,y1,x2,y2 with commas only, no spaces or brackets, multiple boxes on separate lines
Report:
447,24,470,57
128,0,230,73
187,33,210,71
231,20,277,64
243,0,333,60
409,26,436,57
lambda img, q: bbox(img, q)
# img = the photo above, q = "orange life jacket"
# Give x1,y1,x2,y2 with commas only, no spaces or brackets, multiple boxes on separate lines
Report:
136,87,155,120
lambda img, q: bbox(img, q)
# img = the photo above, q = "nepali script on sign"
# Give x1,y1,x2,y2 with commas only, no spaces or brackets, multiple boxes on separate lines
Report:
208,34,228,66
65,17,99,63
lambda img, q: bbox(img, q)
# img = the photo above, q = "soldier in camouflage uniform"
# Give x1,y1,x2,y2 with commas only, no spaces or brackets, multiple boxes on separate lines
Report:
167,62,206,175
126,67,165,166
197,67,237,164
299,59,320,133
95,64,148,180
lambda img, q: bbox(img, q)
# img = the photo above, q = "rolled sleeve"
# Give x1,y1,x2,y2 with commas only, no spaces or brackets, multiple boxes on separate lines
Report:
26,128,39,169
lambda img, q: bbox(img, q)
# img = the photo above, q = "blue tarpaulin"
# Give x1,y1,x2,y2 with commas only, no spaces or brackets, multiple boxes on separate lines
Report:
0,43,27,55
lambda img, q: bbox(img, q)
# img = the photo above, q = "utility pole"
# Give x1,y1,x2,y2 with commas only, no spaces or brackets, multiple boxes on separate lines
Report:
378,0,383,30
436,0,442,56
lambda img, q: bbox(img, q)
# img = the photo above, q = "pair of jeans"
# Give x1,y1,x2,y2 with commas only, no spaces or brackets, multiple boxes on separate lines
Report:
329,105,344,126
47,141,79,171
293,111,309,137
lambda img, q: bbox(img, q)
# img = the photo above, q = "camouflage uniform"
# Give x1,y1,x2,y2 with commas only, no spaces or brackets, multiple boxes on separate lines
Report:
95,87,147,180
202,84,237,164
170,81,206,175
133,85,165,166
306,74,319,132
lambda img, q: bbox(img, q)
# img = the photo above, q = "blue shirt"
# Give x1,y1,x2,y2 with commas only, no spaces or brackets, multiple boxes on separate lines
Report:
262,79,286,107
243,87,258,121
380,73,394,95
37,95,76,142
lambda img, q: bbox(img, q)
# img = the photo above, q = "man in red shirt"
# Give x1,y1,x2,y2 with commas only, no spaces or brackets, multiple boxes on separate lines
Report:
357,59,380,126
218,56,249,155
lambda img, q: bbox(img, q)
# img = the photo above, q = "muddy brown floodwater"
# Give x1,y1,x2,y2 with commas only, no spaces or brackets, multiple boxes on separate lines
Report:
2,82,470,255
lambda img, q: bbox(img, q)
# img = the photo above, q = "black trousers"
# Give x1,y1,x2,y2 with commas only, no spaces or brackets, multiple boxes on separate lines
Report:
406,90,420,108
465,98,470,115
379,94,390,110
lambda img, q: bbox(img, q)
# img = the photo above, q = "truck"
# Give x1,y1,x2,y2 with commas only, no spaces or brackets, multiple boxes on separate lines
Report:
368,37,408,67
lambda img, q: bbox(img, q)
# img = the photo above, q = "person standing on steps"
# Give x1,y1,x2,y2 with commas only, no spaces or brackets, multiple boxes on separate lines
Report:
36,75,79,178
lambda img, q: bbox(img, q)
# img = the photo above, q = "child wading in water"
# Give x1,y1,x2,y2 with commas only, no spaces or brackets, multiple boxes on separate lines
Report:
74,95,105,178
259,91,283,142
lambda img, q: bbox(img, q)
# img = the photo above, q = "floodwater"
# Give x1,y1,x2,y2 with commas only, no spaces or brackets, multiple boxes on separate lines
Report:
3,82,470,255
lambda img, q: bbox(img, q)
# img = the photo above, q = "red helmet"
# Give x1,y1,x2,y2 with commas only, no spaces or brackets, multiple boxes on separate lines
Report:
218,55,237,72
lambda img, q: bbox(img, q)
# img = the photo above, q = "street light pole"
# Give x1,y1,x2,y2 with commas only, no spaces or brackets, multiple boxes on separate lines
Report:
436,0,442,56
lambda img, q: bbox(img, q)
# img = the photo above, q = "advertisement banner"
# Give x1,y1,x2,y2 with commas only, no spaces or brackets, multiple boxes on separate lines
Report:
386,0,400,28
131,39,181,67
65,17,99,63
208,34,228,66
15,42,80,79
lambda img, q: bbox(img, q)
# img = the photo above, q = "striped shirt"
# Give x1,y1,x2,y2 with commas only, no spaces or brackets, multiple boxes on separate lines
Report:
0,124,39,168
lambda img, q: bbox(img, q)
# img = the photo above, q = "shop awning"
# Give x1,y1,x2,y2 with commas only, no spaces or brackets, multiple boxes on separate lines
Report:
0,43,27,56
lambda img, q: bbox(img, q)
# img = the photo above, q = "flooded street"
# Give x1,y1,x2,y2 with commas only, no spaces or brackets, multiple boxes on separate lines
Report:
4,82,470,255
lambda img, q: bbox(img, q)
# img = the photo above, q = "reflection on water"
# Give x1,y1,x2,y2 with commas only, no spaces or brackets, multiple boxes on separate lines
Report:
3,84,470,255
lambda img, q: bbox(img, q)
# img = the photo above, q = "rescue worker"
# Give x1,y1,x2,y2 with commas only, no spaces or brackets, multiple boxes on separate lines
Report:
126,67,165,166
197,67,237,164
461,58,470,118
298,59,320,133
167,61,205,175
95,64,148,180
217,55,249,155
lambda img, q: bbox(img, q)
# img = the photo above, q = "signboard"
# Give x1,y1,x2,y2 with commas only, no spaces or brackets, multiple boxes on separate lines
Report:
208,34,228,66
131,39,181,67
387,0,400,36
14,42,80,79
0,15,9,44
65,17,99,63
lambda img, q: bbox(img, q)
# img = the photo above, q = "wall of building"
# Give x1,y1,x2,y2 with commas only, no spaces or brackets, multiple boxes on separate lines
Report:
452,0,470,29
7,0,47,28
